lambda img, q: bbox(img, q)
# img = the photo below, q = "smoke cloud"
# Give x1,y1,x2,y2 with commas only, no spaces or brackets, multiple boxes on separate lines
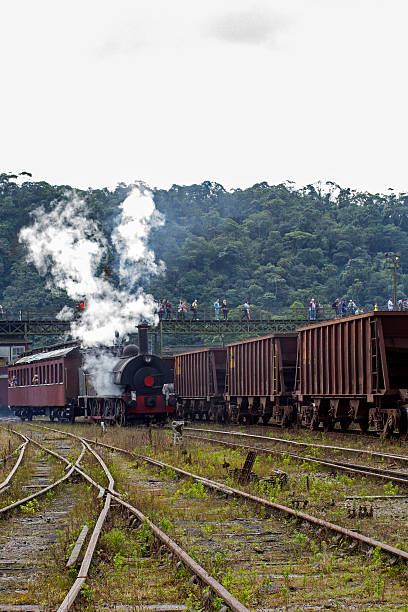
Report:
19,186,163,393
83,349,121,396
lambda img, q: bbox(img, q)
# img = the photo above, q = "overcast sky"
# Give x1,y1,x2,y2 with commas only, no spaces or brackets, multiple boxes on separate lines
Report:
2,0,407,193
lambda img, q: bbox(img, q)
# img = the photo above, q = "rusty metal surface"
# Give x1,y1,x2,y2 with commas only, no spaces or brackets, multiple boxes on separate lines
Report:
84,436,408,563
184,426,408,463
111,495,250,612
35,425,249,612
0,434,85,515
174,348,226,399
296,312,408,398
66,525,89,568
0,431,28,493
183,431,408,486
226,334,297,399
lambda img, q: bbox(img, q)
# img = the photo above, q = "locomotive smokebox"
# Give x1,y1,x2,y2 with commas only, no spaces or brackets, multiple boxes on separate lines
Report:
138,323,149,355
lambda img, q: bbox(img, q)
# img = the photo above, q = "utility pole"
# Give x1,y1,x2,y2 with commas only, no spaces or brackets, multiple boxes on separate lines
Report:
384,253,400,310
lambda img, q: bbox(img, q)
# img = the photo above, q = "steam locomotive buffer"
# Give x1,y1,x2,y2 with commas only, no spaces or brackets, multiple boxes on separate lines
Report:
9,325,176,425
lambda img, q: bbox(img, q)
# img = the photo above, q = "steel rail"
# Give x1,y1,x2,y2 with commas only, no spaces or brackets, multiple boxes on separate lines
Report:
33,425,250,612
0,429,29,493
184,426,408,463
21,426,114,612
0,442,25,464
183,432,408,486
109,493,249,612
12,427,111,612
83,436,408,564
0,434,85,515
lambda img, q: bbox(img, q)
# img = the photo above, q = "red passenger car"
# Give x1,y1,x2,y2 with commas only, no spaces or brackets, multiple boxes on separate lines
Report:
0,365,8,411
8,344,81,421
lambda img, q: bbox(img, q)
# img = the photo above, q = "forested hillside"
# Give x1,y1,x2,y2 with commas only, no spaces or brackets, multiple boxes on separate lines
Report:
1,173,408,312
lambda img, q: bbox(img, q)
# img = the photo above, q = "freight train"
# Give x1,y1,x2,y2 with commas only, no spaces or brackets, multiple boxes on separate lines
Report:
8,325,176,425
173,312,408,438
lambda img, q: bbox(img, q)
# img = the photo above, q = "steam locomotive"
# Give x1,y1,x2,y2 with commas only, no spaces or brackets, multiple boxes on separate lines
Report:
8,325,176,425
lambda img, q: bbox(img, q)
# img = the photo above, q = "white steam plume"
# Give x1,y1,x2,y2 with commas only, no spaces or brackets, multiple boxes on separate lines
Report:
112,184,164,288
83,350,120,396
19,186,163,348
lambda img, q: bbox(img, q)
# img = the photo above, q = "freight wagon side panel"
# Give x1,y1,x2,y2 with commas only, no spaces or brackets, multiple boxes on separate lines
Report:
227,334,297,398
296,312,408,399
174,349,226,399
380,314,408,391
297,316,376,397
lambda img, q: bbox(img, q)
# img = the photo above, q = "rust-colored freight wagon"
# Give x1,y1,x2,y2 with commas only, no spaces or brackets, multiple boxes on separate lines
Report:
174,348,227,422
225,334,298,425
295,312,408,435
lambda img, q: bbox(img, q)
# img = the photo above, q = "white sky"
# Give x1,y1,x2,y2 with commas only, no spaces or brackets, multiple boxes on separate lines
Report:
2,0,407,193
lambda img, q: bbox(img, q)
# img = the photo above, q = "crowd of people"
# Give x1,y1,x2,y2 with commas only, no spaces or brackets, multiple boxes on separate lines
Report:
328,298,364,319
157,298,251,321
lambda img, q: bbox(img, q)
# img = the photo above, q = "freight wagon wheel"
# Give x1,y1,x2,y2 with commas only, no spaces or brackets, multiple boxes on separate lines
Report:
323,419,334,432
399,409,408,441
339,418,352,432
310,416,319,430
382,417,394,439
359,418,369,434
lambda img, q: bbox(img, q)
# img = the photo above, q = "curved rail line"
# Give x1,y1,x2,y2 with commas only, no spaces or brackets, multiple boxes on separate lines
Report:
0,429,29,493
183,432,408,486
80,434,408,566
30,425,250,612
0,432,85,515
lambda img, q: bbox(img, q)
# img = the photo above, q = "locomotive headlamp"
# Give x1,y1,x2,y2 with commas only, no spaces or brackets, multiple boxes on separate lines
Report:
143,355,152,364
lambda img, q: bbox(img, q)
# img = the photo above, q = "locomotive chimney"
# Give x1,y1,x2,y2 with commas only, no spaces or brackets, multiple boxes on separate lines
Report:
138,323,149,354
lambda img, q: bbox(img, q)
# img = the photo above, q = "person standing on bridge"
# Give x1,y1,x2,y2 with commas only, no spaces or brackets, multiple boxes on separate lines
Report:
221,299,229,320
191,299,198,320
242,301,250,321
309,299,316,321
213,298,220,320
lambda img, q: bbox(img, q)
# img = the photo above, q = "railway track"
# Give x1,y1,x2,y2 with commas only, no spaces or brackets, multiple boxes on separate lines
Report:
12,424,251,611
7,421,408,608
79,434,408,559
180,429,408,487
35,427,404,608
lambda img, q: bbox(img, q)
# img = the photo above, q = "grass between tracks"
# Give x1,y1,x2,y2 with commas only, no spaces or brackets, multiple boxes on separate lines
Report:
29,422,408,610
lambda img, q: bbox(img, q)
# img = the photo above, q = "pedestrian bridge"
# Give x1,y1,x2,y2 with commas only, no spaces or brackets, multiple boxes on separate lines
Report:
0,308,327,348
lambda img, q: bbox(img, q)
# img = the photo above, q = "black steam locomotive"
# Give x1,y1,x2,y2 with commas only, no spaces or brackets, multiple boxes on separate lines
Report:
9,325,176,425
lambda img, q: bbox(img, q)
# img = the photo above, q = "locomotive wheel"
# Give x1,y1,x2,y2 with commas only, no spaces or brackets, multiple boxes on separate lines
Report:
262,415,271,425
115,400,126,427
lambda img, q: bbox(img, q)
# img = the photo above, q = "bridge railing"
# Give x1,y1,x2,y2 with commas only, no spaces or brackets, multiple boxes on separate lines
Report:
0,305,372,323
158,306,332,322
0,309,62,321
